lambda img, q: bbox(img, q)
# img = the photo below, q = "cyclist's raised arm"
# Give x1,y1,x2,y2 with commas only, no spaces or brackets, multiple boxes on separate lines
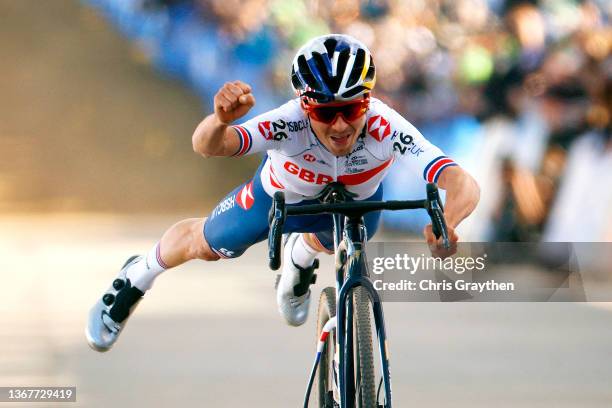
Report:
193,81,299,158
192,80,256,158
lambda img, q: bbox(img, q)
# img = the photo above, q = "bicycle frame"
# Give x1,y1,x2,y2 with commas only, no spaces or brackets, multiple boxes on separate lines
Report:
332,211,392,408
267,182,449,408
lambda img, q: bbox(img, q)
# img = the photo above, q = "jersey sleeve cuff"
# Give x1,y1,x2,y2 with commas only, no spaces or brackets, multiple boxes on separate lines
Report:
231,125,253,157
423,156,457,183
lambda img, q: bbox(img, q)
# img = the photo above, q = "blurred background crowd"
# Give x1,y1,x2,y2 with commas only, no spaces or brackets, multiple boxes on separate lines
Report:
2,3,611,405
84,0,611,242
6,0,609,242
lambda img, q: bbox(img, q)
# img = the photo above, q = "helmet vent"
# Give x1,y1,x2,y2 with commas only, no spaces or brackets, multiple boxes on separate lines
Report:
323,38,338,55
335,49,350,88
365,57,376,81
346,48,366,88
296,55,319,91
341,85,367,99
312,52,338,93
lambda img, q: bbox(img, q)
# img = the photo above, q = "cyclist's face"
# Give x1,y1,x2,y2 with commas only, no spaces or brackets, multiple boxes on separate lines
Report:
305,100,368,156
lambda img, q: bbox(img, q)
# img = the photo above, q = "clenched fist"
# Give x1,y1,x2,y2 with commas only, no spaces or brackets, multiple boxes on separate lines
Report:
214,80,256,124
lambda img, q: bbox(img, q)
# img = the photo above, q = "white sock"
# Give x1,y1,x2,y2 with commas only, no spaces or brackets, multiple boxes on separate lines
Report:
291,234,320,268
126,242,169,292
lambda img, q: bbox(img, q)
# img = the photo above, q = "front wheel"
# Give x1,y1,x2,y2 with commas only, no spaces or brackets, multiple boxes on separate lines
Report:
314,286,377,407
352,286,376,407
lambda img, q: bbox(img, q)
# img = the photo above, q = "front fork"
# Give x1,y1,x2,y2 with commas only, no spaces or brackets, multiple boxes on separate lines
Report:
302,256,392,408
336,246,392,408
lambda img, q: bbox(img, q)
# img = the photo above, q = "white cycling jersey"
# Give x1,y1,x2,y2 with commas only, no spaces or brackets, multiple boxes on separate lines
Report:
231,97,457,204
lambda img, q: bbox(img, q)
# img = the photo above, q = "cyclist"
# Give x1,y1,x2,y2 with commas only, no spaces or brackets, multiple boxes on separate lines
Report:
86,34,480,352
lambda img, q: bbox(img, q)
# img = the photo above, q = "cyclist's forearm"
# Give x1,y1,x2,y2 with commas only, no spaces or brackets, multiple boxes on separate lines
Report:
192,114,230,157
437,166,480,228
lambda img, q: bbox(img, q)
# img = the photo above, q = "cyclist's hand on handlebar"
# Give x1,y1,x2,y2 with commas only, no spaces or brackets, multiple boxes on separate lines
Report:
424,224,458,258
214,80,256,124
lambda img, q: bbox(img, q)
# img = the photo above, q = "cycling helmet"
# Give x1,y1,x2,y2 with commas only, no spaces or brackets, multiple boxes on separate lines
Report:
291,34,376,103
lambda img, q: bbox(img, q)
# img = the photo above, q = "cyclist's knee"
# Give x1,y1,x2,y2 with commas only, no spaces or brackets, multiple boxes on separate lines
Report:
303,233,333,254
189,218,220,261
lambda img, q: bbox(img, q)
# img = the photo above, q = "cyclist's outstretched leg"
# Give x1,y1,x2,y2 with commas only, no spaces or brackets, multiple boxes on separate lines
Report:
86,158,278,352
86,217,221,352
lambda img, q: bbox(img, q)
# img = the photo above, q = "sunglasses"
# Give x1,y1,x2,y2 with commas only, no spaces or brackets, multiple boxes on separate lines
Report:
302,96,370,124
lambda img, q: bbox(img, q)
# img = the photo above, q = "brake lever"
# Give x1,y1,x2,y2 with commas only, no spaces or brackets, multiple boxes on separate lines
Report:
268,191,286,270
425,183,451,250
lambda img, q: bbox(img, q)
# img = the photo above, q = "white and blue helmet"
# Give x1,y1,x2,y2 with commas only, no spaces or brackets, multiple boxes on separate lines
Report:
291,34,376,103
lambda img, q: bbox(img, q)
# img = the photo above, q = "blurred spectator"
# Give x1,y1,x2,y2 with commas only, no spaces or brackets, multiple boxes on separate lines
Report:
543,78,612,241
85,0,612,241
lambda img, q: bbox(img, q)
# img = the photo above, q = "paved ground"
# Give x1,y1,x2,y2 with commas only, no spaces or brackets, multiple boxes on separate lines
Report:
1,214,612,407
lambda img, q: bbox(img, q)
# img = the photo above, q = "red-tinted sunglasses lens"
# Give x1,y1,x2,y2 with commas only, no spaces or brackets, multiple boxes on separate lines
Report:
308,100,368,123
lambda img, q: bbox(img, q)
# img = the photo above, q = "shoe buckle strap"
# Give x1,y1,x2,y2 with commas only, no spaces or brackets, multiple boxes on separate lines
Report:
292,259,319,297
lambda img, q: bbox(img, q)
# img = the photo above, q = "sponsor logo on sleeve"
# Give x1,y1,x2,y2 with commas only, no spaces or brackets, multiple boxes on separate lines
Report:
258,120,289,141
287,119,309,132
367,115,391,142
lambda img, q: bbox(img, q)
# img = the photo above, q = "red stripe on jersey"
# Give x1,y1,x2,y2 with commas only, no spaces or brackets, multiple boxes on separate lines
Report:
426,158,453,182
269,166,285,189
233,126,251,156
337,158,394,186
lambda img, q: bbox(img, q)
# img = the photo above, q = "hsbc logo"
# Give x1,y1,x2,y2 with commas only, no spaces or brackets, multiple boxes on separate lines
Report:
258,120,288,141
211,194,235,218
367,115,391,142
303,154,316,162
237,181,255,210
258,121,274,140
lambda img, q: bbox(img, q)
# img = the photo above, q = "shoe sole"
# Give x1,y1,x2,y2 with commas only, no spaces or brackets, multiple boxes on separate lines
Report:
85,326,111,352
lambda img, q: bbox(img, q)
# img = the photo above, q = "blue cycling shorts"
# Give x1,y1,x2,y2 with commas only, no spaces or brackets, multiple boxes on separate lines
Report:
203,158,382,258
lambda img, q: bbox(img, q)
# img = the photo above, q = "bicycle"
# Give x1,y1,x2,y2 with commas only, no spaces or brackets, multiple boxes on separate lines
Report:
268,182,450,408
